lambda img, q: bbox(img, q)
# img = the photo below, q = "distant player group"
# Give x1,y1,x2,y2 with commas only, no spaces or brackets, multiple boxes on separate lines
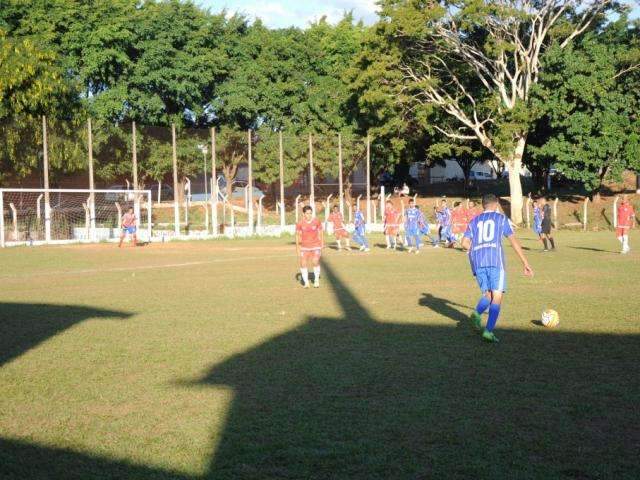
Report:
294,192,635,343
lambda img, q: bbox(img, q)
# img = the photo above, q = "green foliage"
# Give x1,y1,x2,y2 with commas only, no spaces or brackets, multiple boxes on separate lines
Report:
530,19,640,193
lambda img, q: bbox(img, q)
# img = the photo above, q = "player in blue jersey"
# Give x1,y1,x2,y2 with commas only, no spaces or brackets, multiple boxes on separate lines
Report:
404,199,422,253
417,205,438,248
352,207,370,252
532,199,544,245
462,194,533,343
438,199,456,248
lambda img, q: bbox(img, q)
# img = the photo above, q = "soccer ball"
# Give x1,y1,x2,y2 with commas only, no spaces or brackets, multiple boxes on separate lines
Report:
541,309,560,328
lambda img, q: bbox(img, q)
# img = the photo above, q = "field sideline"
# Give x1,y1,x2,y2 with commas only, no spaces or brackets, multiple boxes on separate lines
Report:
1,231,639,479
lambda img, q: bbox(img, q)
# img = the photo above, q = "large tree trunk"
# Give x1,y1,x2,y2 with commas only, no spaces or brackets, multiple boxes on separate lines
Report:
506,136,526,224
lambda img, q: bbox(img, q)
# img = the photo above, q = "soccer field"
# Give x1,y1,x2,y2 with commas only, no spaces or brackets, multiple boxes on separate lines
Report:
1,231,639,479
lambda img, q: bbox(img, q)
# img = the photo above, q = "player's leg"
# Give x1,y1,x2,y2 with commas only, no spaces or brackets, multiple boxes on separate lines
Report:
312,251,321,287
542,233,549,251
299,252,310,288
118,229,125,248
413,233,421,253
482,268,506,343
132,230,137,247
470,268,491,331
385,231,391,248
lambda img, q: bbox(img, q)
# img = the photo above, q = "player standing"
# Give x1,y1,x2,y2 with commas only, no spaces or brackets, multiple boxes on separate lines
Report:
405,199,421,253
352,207,370,252
438,199,456,247
119,207,137,248
539,197,556,251
532,199,544,245
467,200,481,222
328,205,350,251
451,201,467,244
616,195,635,254
296,205,324,288
462,194,533,343
384,200,400,249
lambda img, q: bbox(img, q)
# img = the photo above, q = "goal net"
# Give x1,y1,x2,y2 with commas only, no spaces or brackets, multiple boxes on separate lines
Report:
0,189,152,247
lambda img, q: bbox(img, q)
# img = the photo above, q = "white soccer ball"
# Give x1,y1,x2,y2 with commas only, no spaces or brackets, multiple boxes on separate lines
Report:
541,309,560,328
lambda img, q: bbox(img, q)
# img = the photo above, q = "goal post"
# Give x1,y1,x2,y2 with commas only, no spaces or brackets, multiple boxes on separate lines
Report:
0,188,152,247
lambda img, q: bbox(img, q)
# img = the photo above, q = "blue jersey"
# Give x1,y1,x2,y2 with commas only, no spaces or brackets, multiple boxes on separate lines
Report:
439,207,452,226
354,210,366,232
463,211,514,271
405,207,420,231
533,206,542,232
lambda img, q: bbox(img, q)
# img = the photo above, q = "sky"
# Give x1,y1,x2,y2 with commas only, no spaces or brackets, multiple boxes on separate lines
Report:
199,0,639,29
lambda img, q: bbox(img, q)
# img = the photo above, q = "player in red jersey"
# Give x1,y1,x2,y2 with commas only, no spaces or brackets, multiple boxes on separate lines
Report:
383,200,400,249
119,207,137,248
451,201,467,244
296,205,324,288
466,200,481,222
616,195,636,254
328,205,350,250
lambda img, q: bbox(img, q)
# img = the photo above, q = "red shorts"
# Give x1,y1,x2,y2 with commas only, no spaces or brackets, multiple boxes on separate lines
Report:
385,226,399,236
300,248,322,261
333,228,349,239
616,226,630,237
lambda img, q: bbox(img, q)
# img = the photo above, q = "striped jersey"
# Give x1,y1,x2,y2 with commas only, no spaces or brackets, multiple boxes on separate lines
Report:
405,207,420,231
533,206,542,229
463,211,514,271
354,210,366,232
439,207,452,226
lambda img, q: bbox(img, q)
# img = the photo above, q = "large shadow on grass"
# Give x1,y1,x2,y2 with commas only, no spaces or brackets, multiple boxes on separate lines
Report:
2,268,639,479
0,303,132,367
196,261,640,479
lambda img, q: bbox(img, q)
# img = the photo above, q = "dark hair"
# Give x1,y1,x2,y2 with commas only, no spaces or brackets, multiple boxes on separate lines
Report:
332,205,339,210
127,207,134,211
454,201,461,207
408,198,415,203
302,205,313,213
482,194,499,207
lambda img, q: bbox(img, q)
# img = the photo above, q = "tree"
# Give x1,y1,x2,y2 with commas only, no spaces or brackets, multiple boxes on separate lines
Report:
530,17,640,199
375,0,613,222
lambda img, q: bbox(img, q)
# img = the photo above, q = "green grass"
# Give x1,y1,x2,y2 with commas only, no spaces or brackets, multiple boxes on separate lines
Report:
1,231,639,479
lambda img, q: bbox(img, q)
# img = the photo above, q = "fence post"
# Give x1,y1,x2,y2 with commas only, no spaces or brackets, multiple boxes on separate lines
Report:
132,121,140,234
211,127,218,236
413,193,418,204
356,194,362,213
87,119,96,241
372,202,377,224
0,190,4,247
325,194,333,229
366,134,371,223
309,133,315,215
247,129,254,235
171,123,180,236
613,195,619,228
380,186,385,220
295,194,301,223
279,130,285,229
42,115,51,243
203,203,209,233
553,198,559,230
583,197,589,231
36,193,43,220
257,195,264,232
338,133,344,216
115,202,122,238
82,202,90,239
229,202,235,237
146,192,152,242
525,196,531,229
346,201,352,223
184,178,191,228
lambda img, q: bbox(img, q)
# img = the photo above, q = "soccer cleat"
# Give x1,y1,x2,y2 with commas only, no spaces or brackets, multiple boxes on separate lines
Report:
359,245,365,251
302,282,310,289
432,244,439,249
364,247,370,252
313,280,320,288
482,330,499,343
414,249,420,254
470,311,483,332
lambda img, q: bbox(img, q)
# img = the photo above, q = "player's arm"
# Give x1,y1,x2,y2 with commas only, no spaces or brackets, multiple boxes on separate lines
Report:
507,235,533,277
295,229,301,255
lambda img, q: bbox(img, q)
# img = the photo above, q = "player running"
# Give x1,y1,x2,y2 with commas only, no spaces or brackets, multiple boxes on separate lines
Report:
328,205,350,251
462,194,533,343
352,207,370,252
417,205,438,248
451,201,467,244
383,200,400,249
616,195,636,254
296,205,324,288
405,199,422,253
119,207,137,248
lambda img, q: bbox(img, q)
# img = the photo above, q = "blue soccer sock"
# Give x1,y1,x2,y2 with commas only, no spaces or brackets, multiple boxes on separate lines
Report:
475,296,491,315
486,303,501,332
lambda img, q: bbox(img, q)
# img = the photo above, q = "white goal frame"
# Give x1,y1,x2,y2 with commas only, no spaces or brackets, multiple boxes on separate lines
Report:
0,188,152,247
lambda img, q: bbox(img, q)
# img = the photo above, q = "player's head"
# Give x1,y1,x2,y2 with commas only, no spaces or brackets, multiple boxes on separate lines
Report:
386,200,393,207
481,194,499,211
408,198,415,206
621,194,628,203
469,200,476,208
302,205,313,220
332,205,339,212
441,199,447,205
127,207,134,213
